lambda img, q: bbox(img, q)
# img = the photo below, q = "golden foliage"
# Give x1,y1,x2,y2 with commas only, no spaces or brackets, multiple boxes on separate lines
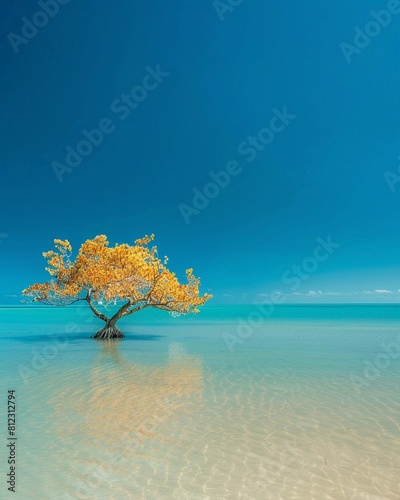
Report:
22,235,212,316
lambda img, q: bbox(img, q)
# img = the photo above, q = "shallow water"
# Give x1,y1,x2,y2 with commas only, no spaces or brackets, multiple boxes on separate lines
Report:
0,305,399,499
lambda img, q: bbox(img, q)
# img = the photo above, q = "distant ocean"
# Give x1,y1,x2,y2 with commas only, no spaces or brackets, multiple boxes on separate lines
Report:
1,305,399,499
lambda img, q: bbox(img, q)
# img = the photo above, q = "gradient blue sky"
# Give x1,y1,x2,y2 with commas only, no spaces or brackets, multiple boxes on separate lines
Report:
1,0,400,304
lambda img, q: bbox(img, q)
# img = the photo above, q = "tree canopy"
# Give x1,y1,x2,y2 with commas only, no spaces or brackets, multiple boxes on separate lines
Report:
23,235,212,338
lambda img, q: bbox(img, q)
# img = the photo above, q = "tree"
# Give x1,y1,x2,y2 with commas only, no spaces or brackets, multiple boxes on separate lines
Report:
22,235,212,339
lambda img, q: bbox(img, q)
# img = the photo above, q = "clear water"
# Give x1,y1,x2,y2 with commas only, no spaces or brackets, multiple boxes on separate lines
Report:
0,305,399,499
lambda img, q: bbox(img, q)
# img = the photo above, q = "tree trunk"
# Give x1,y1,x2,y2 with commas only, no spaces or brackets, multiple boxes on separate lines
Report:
92,318,125,339
90,300,131,340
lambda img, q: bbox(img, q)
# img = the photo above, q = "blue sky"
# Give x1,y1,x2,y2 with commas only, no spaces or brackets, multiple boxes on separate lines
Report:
1,0,400,304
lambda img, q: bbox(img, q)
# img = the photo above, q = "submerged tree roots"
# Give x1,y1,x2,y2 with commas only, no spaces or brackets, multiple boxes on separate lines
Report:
92,324,125,339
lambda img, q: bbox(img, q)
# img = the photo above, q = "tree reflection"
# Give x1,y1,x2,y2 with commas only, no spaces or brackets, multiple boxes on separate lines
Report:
50,340,204,457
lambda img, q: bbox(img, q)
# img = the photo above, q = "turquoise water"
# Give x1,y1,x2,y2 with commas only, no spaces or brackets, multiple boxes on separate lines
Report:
1,305,399,499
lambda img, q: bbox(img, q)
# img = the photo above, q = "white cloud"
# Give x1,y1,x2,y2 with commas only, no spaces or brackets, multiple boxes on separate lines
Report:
261,289,398,299
257,292,285,296
299,289,397,296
